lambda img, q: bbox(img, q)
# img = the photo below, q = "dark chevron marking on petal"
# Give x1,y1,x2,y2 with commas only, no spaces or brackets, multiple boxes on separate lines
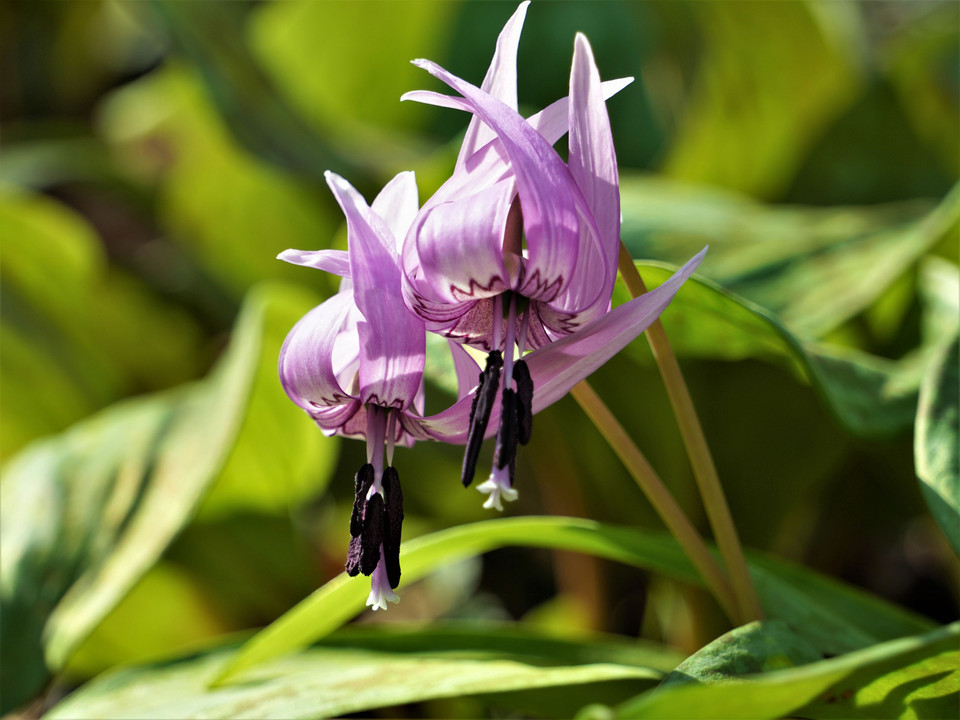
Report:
462,350,503,487
381,466,404,589
513,359,534,446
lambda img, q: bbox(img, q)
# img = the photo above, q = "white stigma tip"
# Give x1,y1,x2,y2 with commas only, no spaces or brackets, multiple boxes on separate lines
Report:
366,584,400,611
477,478,519,512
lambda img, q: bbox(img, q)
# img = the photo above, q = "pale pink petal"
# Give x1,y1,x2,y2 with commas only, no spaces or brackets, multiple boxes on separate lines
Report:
325,172,426,410
417,248,707,443
278,248,351,278
449,339,482,401
278,292,356,413
457,1,529,168
527,248,707,412
548,34,620,322
413,179,515,304
371,171,420,252
411,59,605,308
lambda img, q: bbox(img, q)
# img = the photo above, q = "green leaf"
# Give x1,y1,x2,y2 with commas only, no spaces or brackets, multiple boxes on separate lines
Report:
660,621,823,688
0,282,324,713
250,0,457,140
47,624,676,720
0,188,205,459
214,517,932,685
621,177,960,338
621,264,921,437
140,1,359,182
99,63,337,299
662,1,862,198
616,623,959,719
915,336,960,556
63,562,229,680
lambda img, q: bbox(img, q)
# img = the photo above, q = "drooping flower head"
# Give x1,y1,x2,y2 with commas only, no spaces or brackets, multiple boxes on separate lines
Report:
399,2,705,510
277,4,707,610
278,171,424,610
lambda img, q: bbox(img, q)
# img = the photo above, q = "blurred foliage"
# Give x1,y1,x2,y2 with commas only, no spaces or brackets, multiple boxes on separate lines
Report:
1,0,958,718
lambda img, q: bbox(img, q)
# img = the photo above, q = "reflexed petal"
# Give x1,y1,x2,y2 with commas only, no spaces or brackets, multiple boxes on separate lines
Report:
371,171,420,252
526,248,707,412
402,77,633,149
449,340,482,401
278,291,356,413
325,172,426,410
417,248,707,443
413,179,516,303
548,34,620,323
528,77,633,146
278,248,351,278
411,59,600,305
457,1,529,168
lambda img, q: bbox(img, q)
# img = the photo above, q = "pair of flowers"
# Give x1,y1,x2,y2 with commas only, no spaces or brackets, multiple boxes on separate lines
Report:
279,2,705,610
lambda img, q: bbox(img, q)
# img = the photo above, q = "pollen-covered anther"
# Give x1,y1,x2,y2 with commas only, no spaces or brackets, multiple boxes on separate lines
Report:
345,465,387,578
513,359,534,445
381,466,404,589
494,389,519,474
462,350,503,487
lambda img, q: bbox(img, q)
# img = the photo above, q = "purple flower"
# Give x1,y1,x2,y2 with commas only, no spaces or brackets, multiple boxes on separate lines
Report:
278,170,424,610
399,3,707,510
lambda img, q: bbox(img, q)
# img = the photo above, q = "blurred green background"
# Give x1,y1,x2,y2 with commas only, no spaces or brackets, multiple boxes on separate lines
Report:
1,1,957,717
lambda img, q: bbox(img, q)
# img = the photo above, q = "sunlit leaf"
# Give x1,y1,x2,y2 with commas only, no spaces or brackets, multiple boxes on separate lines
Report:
98,65,335,298
250,0,457,140
659,621,823,688
621,177,960,338
63,562,229,680
884,3,960,179
662,1,862,198
0,283,323,712
47,623,677,720
915,337,960,556
616,622,959,719
0,188,204,460
619,263,921,437
214,517,932,685
139,0,358,181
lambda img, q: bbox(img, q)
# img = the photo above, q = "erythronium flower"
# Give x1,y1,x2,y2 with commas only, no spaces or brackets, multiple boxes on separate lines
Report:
399,3,707,510
278,170,425,610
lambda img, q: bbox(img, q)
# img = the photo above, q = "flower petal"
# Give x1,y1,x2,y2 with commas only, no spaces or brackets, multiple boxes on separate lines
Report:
402,77,633,148
411,59,601,305
416,247,707,443
279,291,356,415
412,178,515,304
547,34,621,323
457,1,529,169
277,248,351,278
449,339,482,401
325,172,426,410
526,248,707,412
371,171,419,253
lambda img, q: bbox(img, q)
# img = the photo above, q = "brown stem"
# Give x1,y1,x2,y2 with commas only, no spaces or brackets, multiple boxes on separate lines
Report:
570,381,740,623
617,243,764,623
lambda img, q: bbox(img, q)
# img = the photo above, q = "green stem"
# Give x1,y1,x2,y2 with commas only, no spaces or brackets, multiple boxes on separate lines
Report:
618,243,764,623
570,381,740,623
